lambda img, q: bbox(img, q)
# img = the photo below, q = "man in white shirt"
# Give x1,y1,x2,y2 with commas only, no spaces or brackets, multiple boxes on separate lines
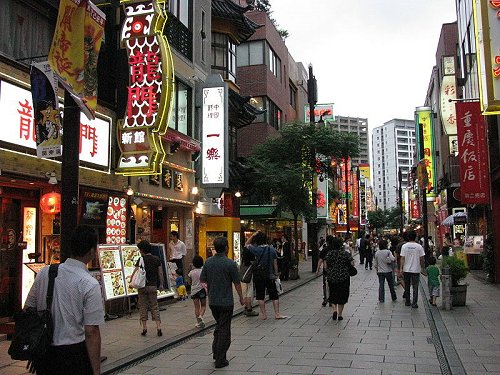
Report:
169,230,186,274
400,230,426,308
25,225,104,375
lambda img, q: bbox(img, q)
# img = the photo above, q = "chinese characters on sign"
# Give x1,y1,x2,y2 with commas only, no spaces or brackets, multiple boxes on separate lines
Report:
455,101,490,204
440,74,458,136
473,0,500,113
0,80,110,168
202,85,227,186
415,107,436,196
117,0,175,176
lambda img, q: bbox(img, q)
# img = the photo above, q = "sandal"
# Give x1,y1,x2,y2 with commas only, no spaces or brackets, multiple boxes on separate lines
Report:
141,329,147,336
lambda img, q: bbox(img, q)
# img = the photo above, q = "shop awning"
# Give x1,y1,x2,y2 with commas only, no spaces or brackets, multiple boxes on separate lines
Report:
240,205,296,220
240,205,277,218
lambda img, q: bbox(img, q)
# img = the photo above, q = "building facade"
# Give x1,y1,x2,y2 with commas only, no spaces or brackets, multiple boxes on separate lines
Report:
327,116,369,165
372,119,416,210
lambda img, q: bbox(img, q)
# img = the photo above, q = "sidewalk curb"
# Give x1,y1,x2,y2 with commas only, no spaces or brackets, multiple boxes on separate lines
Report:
420,278,467,375
102,272,321,374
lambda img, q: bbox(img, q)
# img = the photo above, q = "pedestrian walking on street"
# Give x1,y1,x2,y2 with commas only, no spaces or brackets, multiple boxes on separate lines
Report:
400,231,426,308
316,235,333,307
25,225,105,375
168,230,186,275
324,236,355,321
188,255,207,328
200,237,244,369
240,236,259,317
247,231,287,320
362,234,373,270
374,239,397,303
132,240,164,336
395,232,408,293
281,235,292,281
425,256,440,306
442,232,452,257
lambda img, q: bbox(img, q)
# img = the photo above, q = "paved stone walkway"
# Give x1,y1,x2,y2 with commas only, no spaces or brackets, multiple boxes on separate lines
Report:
2,256,500,374
115,261,443,374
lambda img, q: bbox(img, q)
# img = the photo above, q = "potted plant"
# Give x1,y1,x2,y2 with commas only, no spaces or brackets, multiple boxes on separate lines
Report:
288,255,299,280
442,256,469,306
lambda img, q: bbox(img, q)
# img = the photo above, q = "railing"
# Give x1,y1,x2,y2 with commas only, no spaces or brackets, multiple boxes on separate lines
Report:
164,13,192,61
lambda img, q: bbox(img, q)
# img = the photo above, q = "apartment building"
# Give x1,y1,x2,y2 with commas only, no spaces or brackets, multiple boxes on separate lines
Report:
372,119,416,210
327,116,369,165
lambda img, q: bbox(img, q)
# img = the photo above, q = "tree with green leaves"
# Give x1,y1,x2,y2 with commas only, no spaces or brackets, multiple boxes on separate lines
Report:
252,0,289,40
247,122,360,261
367,209,388,234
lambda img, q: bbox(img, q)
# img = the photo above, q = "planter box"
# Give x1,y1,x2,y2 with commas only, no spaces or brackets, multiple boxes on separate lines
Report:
451,284,467,306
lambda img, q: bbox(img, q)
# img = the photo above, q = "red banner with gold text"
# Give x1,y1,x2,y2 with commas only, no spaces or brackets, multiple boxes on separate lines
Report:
455,102,490,204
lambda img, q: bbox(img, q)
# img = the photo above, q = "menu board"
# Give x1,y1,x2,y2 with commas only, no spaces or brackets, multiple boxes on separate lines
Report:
98,245,126,300
106,196,127,245
97,244,175,301
121,245,141,295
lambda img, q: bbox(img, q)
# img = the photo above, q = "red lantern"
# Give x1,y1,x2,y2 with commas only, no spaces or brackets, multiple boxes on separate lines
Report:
40,192,61,214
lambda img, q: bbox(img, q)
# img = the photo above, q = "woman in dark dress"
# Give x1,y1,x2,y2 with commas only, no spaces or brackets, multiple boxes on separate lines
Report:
324,236,354,321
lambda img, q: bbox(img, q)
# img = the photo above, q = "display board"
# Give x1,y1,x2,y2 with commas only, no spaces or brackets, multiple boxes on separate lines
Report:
97,244,175,300
98,245,126,300
150,243,175,297
120,245,141,296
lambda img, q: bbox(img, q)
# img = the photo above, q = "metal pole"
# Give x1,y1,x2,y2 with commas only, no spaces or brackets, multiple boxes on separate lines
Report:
308,64,319,272
345,159,350,235
418,122,430,264
60,91,80,261
398,167,404,234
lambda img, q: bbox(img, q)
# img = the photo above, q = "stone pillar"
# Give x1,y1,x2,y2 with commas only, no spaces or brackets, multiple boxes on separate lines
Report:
441,274,452,310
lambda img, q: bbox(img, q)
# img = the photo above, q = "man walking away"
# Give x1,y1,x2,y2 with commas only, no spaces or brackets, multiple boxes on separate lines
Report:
356,234,363,264
200,237,244,369
400,231,426,308
25,225,104,375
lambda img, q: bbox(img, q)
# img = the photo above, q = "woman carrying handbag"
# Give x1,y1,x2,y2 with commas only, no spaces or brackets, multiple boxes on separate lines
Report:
130,240,165,337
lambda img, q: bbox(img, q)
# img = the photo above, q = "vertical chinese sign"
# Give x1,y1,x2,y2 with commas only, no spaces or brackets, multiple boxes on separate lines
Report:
48,0,105,119
415,107,436,196
455,101,490,204
201,75,229,190
440,56,458,136
473,0,500,114
116,0,175,176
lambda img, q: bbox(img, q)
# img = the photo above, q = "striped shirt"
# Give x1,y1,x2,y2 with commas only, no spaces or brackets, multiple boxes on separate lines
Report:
25,258,105,346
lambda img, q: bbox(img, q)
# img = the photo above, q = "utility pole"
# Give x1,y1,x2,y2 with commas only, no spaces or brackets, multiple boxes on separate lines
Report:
308,64,319,272
418,121,430,264
398,167,404,234
344,158,350,235
60,91,81,261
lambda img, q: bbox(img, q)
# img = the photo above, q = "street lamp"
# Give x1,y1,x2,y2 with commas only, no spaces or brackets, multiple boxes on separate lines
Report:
308,63,319,272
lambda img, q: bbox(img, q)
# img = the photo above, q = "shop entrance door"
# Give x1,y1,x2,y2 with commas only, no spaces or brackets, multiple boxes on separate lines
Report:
0,197,21,321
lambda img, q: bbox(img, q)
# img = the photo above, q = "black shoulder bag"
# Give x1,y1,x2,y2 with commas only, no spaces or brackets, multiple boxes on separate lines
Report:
9,264,59,369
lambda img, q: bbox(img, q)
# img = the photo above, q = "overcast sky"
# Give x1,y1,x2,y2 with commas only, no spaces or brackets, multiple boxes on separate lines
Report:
270,0,457,130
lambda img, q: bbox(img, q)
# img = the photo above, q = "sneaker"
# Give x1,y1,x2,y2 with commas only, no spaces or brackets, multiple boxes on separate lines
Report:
321,300,327,307
215,359,229,368
412,304,419,308
245,309,259,317
405,302,411,306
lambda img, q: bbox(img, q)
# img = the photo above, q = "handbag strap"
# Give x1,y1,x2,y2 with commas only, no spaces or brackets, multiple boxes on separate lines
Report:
255,247,265,266
46,264,59,309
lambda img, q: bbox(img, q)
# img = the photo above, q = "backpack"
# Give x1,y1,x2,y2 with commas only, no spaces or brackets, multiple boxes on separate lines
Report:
253,247,270,281
9,264,59,370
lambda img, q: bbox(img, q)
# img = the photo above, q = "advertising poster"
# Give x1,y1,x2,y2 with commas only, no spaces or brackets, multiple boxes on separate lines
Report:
121,245,141,295
81,190,108,226
98,245,126,300
106,196,127,244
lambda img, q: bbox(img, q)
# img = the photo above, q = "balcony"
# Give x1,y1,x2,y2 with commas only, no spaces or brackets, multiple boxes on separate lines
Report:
164,12,192,61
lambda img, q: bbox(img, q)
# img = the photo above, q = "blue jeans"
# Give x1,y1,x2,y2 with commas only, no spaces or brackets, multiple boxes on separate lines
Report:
404,272,420,306
378,272,396,302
